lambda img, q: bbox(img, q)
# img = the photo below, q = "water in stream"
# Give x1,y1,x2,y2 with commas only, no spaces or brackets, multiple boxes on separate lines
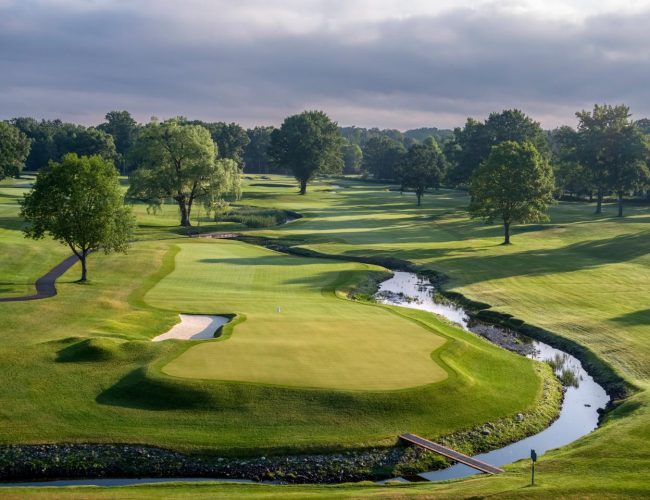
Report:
375,271,609,481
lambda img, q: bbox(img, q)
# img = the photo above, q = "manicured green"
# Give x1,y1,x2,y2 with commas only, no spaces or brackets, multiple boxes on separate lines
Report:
2,174,649,498
150,240,447,390
0,176,545,456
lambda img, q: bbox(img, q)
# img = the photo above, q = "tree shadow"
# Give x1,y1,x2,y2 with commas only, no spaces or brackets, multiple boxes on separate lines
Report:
335,231,650,286
96,368,218,411
609,309,650,326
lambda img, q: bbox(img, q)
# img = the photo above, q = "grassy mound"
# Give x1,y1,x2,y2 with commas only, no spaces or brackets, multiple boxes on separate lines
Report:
56,338,126,363
56,338,158,364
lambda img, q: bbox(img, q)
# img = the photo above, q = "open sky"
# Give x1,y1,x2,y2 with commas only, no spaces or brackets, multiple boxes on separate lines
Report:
1,0,649,129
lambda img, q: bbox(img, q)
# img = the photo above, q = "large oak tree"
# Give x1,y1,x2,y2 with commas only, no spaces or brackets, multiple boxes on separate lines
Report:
399,139,446,206
469,141,554,244
21,154,134,281
574,105,649,215
270,111,342,194
127,119,241,227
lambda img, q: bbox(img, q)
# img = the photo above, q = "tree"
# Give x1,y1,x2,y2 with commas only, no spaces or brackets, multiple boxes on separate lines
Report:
55,126,117,161
20,154,134,282
607,125,649,217
188,121,249,166
127,119,240,226
636,118,650,135
341,141,363,174
469,141,555,244
0,121,31,180
550,126,593,199
243,126,274,173
269,111,342,195
10,117,58,170
97,111,139,173
447,110,549,186
399,140,446,206
11,119,117,170
574,105,650,215
361,136,406,180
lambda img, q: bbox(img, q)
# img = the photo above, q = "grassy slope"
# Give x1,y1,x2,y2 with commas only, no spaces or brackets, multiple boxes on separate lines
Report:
0,177,543,454
3,175,649,497
0,178,69,296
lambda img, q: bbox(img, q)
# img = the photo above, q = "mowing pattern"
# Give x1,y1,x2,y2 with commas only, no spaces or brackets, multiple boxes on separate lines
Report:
146,240,447,390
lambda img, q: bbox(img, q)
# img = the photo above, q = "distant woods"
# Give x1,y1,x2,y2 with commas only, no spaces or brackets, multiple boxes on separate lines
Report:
3,104,650,228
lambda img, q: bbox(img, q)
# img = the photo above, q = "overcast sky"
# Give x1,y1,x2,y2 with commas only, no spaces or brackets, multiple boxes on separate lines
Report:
1,0,649,129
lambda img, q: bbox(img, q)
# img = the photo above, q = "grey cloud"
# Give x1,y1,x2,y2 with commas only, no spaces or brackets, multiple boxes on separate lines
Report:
1,2,649,128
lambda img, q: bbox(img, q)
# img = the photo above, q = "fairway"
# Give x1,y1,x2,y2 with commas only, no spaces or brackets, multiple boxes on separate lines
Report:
148,240,447,390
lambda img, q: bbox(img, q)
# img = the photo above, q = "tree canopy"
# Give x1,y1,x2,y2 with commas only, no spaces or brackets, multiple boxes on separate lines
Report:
399,140,446,206
361,136,406,180
469,141,555,244
243,126,275,173
190,121,250,166
127,119,240,226
10,118,117,170
0,121,31,180
341,141,363,174
270,111,342,194
97,110,139,174
572,104,649,215
447,110,549,186
20,154,134,281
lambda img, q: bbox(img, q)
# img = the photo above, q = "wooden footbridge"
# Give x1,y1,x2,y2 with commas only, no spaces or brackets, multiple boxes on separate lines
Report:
399,433,504,475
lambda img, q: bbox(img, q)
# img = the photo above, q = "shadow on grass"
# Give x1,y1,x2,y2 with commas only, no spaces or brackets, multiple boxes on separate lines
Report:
96,368,219,411
335,231,650,286
609,309,650,326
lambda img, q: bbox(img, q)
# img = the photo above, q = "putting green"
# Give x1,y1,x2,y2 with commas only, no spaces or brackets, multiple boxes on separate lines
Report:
146,240,447,390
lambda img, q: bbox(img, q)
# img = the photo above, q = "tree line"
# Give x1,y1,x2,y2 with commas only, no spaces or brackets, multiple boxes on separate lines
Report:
2,103,649,282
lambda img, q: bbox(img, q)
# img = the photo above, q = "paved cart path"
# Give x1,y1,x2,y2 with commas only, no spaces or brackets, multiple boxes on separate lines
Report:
0,254,78,302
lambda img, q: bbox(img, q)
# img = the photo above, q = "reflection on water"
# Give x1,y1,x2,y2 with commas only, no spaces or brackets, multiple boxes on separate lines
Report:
375,271,609,482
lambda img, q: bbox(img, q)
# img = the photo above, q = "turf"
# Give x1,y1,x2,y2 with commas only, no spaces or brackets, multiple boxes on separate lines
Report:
2,174,649,497
149,240,447,390
0,176,544,455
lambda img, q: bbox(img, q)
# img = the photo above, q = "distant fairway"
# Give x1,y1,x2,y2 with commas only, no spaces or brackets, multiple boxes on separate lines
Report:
147,240,446,390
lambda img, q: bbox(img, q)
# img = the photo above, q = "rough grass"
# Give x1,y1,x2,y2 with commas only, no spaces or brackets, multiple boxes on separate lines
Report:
0,177,545,456
2,175,649,497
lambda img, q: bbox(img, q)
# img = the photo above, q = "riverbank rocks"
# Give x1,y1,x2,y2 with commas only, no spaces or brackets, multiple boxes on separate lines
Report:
0,444,427,484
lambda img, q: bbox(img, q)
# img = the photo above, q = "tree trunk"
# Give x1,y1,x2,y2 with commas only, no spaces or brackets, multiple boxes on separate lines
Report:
79,252,88,282
618,191,624,217
299,179,307,195
416,191,422,207
177,198,191,227
595,190,603,214
503,221,511,245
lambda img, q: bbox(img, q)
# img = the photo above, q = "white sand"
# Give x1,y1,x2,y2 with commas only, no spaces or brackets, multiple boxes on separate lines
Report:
152,314,230,342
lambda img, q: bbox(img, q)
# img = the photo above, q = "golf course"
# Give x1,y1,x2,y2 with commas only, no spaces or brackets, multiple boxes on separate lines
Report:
1,175,649,497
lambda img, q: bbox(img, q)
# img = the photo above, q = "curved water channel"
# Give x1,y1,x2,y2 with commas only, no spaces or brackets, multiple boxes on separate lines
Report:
0,270,609,488
375,271,609,482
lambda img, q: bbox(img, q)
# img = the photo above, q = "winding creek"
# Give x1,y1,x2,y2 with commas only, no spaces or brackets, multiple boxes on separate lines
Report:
0,269,609,488
376,271,609,482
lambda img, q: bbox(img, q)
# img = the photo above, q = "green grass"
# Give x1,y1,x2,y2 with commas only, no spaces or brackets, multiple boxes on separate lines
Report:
0,176,545,456
2,175,649,497
149,240,447,390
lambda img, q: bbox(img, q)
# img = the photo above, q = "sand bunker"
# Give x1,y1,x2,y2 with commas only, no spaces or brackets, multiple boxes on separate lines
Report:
152,314,230,342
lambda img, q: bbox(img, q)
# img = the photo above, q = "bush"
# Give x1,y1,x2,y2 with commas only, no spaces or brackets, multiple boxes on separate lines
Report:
214,206,292,228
